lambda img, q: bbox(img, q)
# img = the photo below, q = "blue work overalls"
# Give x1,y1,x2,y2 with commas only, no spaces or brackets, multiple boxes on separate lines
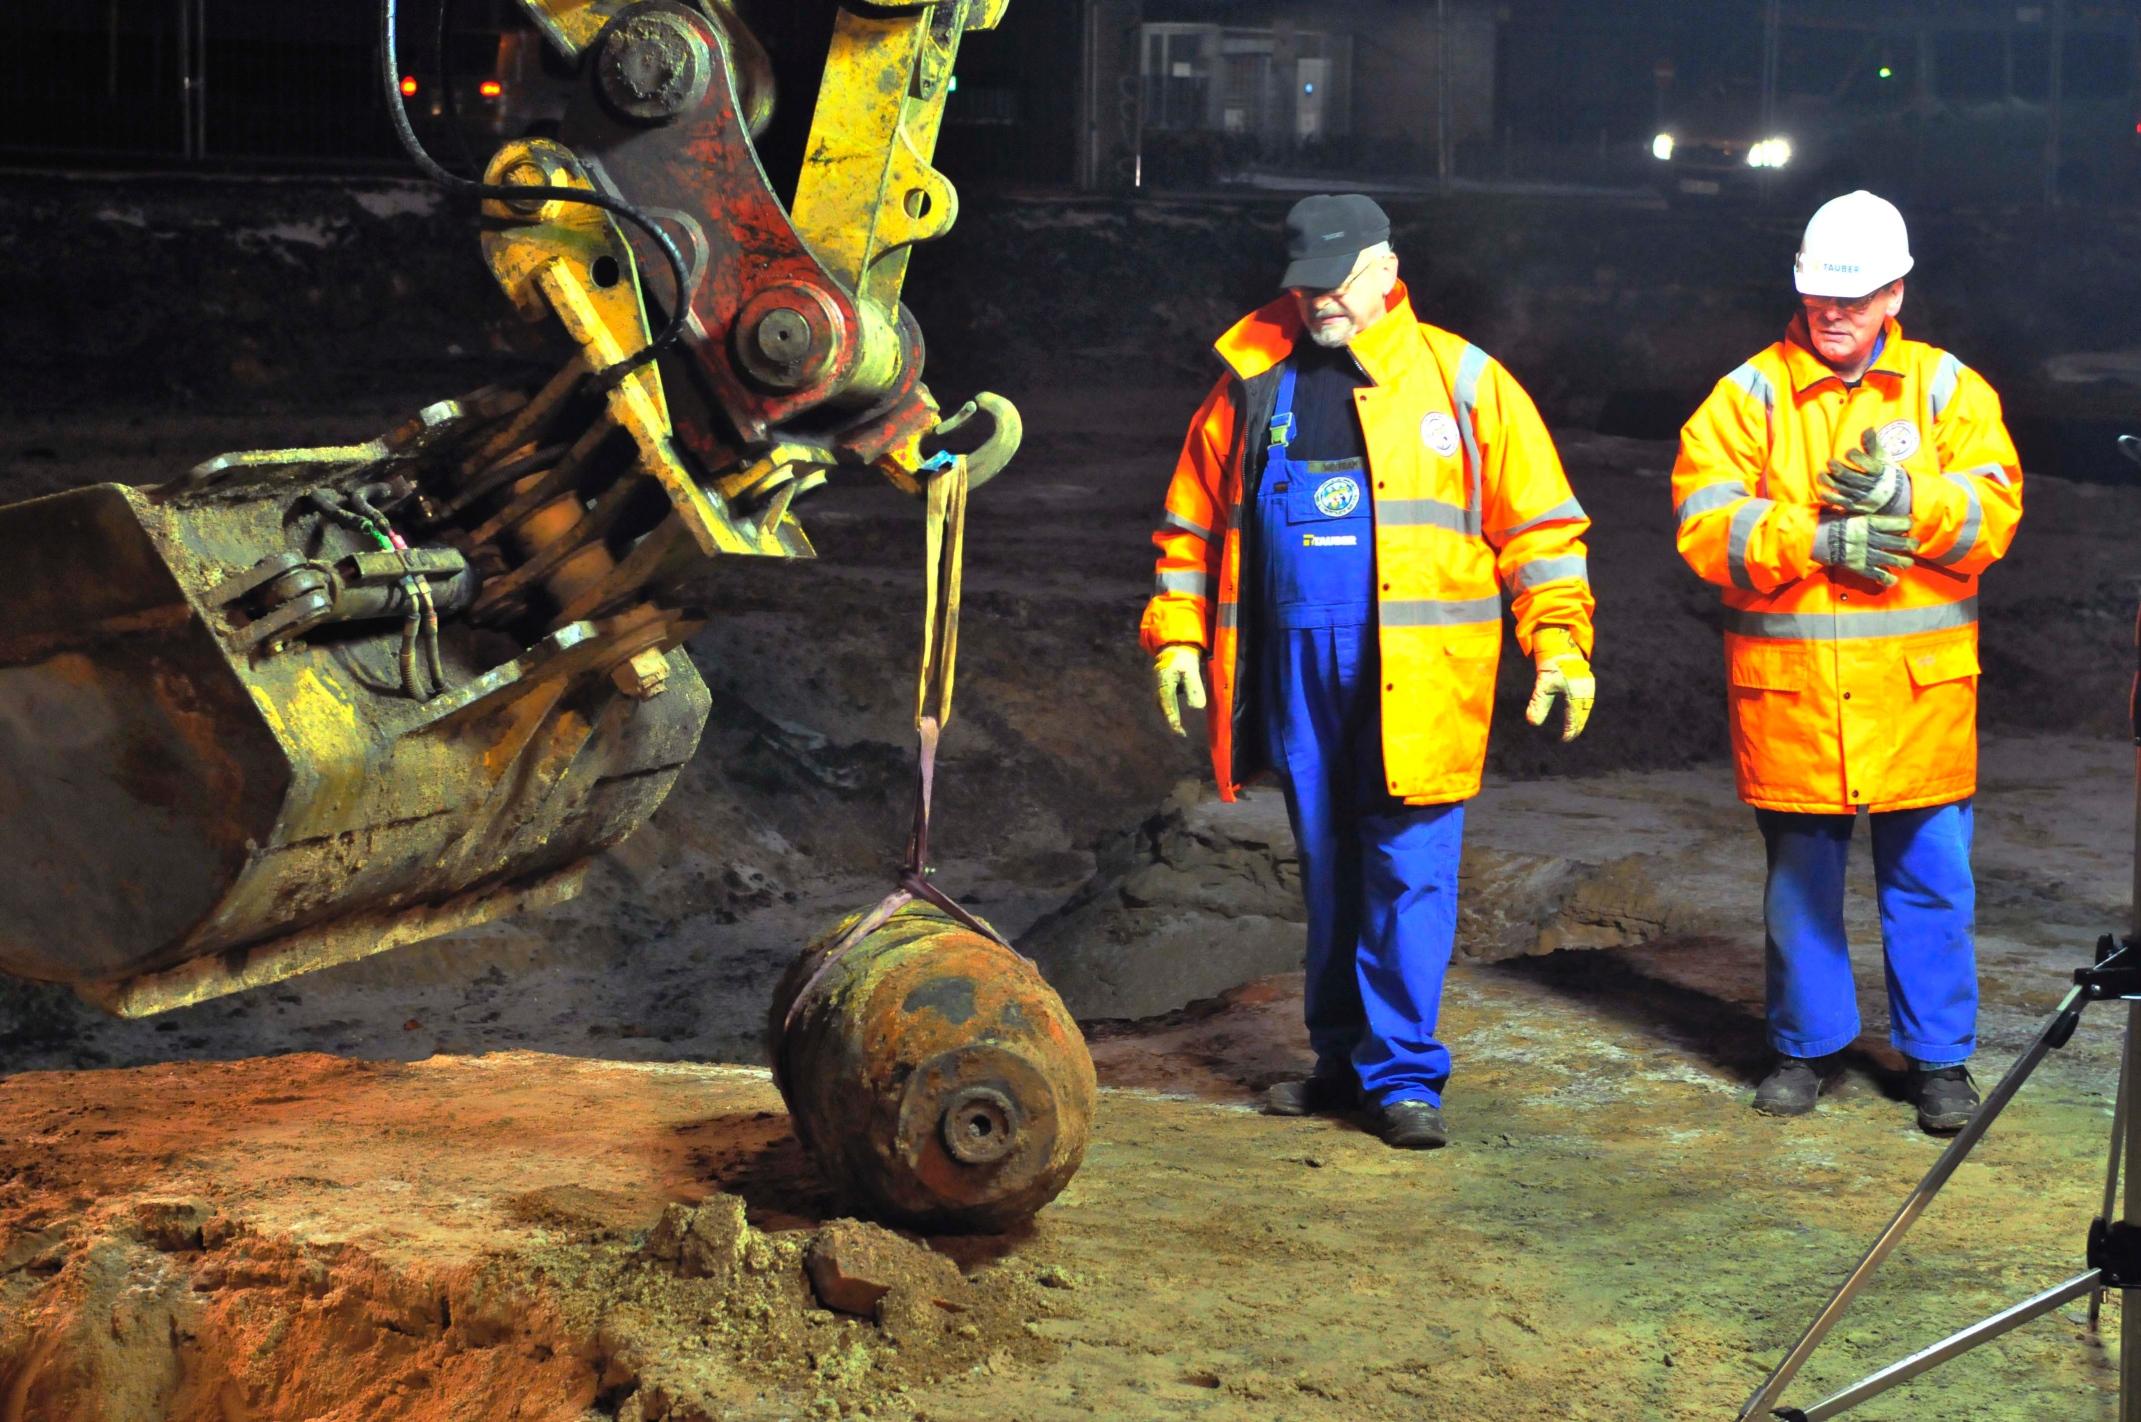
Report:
1759,803,1977,1066
1254,362,1465,1108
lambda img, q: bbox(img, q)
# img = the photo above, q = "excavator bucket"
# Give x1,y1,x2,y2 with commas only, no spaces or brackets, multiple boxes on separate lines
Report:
0,454,709,1019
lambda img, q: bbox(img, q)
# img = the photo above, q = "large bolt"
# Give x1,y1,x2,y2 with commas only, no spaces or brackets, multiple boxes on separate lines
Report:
596,10,713,122
734,286,841,392
495,151,570,218
753,308,813,366
611,648,670,700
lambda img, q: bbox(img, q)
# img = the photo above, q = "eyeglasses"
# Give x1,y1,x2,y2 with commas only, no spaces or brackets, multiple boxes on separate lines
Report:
1800,290,1886,318
1292,258,1384,303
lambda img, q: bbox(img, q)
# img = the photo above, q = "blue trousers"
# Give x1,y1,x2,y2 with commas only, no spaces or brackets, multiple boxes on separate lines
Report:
1264,624,1464,1108
1757,801,1977,1066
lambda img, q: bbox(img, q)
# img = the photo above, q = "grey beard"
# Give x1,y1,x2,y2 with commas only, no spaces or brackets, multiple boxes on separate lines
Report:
1305,321,1351,349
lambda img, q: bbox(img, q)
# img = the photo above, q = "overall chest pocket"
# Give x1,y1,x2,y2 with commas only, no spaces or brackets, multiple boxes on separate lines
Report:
1285,466,1371,526
1262,465,1375,626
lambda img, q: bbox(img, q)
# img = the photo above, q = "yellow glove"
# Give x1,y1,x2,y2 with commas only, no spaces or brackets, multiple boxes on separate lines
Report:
1154,643,1207,737
1525,626,1594,743
1817,427,1911,516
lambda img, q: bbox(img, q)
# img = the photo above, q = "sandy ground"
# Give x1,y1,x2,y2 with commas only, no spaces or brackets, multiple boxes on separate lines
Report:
4,726,2138,1420
4,771,2136,1422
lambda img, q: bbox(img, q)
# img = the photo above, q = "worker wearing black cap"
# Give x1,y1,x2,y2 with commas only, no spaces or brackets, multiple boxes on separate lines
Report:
1139,193,1597,1149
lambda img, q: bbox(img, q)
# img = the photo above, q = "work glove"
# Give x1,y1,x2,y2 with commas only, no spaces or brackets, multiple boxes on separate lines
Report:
1812,512,1917,587
1153,643,1207,737
1817,427,1911,517
1525,626,1594,743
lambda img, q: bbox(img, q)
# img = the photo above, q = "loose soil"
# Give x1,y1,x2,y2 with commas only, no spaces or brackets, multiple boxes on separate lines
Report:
4,830,2134,1422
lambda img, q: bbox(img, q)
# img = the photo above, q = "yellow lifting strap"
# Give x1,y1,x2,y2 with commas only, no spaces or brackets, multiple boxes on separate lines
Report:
915,446,966,730
778,455,1019,1039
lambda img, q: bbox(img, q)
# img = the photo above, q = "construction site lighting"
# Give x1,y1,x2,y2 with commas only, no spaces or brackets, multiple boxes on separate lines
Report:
1747,137,1793,169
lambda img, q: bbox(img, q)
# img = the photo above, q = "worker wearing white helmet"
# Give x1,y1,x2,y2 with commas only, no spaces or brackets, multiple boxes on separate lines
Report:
1671,190,2024,1134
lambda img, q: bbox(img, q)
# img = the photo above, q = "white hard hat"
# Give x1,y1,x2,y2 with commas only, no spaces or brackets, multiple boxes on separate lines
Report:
1793,190,1913,297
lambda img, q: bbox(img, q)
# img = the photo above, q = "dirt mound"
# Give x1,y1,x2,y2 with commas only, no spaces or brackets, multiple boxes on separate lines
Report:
0,1054,1064,1422
0,1197,1053,1422
13,175,2141,444
535,1205,1053,1422
1023,780,1734,1022
0,1228,595,1422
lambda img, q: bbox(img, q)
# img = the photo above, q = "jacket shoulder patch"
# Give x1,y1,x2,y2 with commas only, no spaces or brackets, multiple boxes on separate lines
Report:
1420,411,1460,456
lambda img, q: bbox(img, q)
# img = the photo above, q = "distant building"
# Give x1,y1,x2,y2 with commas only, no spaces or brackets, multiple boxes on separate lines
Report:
1078,0,1501,189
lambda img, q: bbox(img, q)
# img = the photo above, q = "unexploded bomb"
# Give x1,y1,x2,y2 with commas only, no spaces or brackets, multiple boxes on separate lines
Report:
769,902,1096,1233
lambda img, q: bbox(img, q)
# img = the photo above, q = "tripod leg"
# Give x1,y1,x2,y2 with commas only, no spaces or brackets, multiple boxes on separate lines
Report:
2095,1003,2136,1333
2124,1000,2141,1422
1788,1271,2103,1422
1738,983,2090,1421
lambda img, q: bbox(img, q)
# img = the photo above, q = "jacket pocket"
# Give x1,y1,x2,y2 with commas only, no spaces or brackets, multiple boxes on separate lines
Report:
1439,625,1503,659
1727,639,1808,693
1726,640,1813,803
1903,635,1980,688
1436,626,1501,756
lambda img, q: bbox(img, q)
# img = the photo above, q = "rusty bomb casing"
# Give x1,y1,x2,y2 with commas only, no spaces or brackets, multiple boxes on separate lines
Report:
769,903,1096,1233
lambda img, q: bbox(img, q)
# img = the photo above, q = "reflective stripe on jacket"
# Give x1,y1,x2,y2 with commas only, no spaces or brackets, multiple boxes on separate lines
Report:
1138,282,1593,805
1672,316,2023,814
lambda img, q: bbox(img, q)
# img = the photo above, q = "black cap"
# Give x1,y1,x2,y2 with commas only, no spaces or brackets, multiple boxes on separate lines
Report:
1281,193,1391,291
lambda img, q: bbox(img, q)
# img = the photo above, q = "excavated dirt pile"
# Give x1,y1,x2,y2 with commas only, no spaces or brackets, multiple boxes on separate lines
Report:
545,1203,1057,1422
0,1055,1066,1422
0,1205,595,1422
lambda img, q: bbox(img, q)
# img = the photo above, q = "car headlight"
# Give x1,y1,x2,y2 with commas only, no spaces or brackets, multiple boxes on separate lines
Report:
1747,137,1793,169
1651,133,1675,161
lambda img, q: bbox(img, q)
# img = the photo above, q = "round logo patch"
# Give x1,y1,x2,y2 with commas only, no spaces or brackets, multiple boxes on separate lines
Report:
1876,418,1921,461
1313,475,1362,517
1420,411,1461,457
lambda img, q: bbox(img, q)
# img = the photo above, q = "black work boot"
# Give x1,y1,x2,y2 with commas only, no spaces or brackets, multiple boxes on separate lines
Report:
1753,1055,1834,1117
1262,1073,1358,1117
1368,1099,1449,1150
1909,1063,1980,1135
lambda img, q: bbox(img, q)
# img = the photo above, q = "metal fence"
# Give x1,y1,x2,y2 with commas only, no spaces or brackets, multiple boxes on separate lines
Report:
1100,1,2141,206
0,1,517,169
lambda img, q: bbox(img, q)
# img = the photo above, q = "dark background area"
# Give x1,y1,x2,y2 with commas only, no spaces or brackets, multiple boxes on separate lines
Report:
5,3,2138,201
0,3,2135,469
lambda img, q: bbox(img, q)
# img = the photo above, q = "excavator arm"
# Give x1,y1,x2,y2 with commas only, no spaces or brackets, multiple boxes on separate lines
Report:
0,0,1017,1016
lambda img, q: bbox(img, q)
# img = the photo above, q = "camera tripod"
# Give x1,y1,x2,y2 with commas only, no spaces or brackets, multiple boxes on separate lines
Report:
1737,935,2141,1420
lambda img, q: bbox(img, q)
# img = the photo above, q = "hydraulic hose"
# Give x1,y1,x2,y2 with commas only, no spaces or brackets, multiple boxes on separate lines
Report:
379,0,698,389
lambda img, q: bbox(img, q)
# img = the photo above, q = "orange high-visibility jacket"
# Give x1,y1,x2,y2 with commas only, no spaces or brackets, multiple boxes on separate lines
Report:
1139,283,1593,805
1673,316,2023,814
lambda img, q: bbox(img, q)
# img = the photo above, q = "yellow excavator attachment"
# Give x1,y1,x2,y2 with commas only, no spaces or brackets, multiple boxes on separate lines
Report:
0,405,709,1018
0,0,1018,1017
